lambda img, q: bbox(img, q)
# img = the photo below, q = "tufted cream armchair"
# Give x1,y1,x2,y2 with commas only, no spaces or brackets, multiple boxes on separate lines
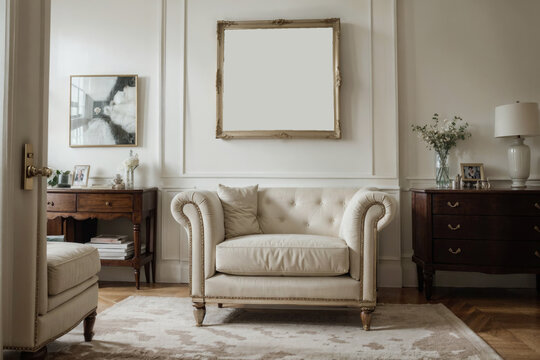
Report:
171,187,396,330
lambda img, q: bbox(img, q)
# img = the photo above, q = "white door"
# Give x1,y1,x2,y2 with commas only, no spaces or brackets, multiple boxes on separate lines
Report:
1,0,50,352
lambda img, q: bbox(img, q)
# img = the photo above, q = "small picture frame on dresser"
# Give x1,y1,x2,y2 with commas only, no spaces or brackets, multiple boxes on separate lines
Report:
460,163,485,188
72,165,90,187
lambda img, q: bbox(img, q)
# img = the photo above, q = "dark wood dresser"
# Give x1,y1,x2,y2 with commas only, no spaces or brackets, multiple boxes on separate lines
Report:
411,187,540,299
47,188,157,289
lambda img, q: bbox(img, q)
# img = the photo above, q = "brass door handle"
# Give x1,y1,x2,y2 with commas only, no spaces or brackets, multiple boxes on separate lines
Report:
448,248,462,255
448,224,461,231
47,201,54,206
105,201,112,207
447,201,460,208
535,203,540,210
535,250,540,259
26,165,52,178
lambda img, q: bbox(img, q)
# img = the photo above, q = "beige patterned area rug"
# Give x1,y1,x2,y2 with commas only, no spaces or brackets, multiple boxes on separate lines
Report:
48,296,501,360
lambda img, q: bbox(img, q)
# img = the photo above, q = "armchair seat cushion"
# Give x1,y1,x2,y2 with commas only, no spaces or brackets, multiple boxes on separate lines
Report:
47,242,101,295
215,234,349,276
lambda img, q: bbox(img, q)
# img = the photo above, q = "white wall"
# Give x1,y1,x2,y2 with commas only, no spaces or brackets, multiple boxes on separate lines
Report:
48,0,540,288
48,0,402,286
398,0,540,287
49,0,161,185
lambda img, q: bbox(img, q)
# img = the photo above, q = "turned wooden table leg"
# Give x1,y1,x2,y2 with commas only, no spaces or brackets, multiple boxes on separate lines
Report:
144,263,151,283
193,302,206,326
361,308,374,331
21,346,47,359
133,223,141,289
84,310,97,342
151,210,157,283
134,268,140,290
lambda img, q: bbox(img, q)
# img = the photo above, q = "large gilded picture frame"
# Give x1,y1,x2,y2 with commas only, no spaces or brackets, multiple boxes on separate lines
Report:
216,18,341,139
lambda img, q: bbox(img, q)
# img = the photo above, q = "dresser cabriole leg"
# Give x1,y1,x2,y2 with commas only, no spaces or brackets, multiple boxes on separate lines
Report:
424,270,434,300
416,264,424,292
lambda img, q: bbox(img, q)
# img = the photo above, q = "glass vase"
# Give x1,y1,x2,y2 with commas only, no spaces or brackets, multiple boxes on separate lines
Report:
435,150,451,188
125,168,134,189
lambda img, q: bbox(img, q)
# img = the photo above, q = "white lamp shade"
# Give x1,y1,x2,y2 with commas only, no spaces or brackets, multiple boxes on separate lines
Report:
494,102,540,138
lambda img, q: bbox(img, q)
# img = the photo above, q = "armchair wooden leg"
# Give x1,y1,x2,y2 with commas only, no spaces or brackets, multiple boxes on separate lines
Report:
193,302,206,327
84,310,97,342
217,303,223,308
361,308,374,331
20,346,47,360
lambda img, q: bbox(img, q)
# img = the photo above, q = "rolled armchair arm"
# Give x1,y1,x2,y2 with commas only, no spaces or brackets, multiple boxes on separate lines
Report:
170,190,225,298
339,190,397,300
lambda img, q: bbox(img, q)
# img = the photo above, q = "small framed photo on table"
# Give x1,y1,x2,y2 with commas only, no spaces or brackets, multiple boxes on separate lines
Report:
460,163,485,183
73,165,90,187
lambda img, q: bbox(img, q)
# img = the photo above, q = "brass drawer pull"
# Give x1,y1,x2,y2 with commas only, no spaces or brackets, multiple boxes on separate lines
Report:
447,201,460,208
105,201,112,207
448,248,462,255
535,203,540,210
448,224,461,231
535,250,540,259
534,226,540,233
47,201,54,206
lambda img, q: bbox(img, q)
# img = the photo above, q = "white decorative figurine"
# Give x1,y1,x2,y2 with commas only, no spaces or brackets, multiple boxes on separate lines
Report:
111,173,125,190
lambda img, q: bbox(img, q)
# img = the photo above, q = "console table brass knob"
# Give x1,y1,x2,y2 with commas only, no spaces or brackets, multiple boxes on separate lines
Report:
447,224,461,231
447,201,459,208
448,248,462,255
105,201,111,206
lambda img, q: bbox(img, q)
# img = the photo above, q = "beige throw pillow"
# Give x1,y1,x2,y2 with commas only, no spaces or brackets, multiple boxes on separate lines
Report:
217,184,262,239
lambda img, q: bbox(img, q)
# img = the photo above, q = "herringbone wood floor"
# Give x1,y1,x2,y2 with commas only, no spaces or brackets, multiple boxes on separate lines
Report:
98,283,539,360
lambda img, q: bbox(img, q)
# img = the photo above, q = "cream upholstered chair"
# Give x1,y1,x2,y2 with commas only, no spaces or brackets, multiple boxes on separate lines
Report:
3,241,101,359
171,187,396,330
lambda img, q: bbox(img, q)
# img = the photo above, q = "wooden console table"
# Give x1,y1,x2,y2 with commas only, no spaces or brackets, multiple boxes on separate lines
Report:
411,187,540,299
46,187,157,289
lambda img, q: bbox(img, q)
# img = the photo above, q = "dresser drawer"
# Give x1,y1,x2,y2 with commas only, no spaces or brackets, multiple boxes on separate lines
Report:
432,194,540,216
433,215,540,241
77,194,133,212
433,239,540,267
47,193,76,212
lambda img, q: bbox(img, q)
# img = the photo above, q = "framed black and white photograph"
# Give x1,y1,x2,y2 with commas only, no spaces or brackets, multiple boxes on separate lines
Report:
460,163,485,182
72,165,90,187
70,75,138,147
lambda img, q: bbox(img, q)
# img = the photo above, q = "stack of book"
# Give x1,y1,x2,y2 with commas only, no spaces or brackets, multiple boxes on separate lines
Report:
86,235,146,260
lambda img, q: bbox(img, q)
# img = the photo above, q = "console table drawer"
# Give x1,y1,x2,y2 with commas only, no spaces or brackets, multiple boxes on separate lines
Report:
47,193,76,212
434,239,540,267
433,215,540,240
432,194,540,216
77,194,133,212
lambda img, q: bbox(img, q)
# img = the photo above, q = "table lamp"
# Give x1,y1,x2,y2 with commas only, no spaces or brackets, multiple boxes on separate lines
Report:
494,102,540,188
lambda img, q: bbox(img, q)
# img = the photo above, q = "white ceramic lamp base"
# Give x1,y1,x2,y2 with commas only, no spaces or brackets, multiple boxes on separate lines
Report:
507,137,530,188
